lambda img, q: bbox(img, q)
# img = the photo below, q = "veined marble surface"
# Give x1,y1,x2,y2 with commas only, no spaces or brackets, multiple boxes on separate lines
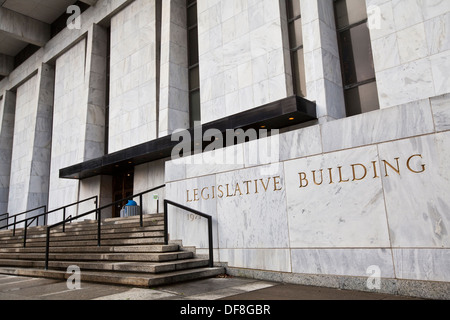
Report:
216,164,289,249
379,132,450,248
284,145,391,248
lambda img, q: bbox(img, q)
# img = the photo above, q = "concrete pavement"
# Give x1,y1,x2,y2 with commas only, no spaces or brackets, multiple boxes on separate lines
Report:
0,273,422,301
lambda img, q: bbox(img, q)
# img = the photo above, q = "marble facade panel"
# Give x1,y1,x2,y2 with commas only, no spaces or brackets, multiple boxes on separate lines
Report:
166,175,218,249
48,39,86,217
392,248,450,282
321,99,435,153
431,93,450,132
378,132,450,248
291,248,395,278
197,0,290,123
109,0,158,153
219,248,291,273
284,145,390,248
216,164,289,249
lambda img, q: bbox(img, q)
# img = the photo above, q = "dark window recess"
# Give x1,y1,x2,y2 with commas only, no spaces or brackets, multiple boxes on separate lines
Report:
187,0,201,127
14,44,40,69
334,0,379,116
51,1,90,38
286,0,306,97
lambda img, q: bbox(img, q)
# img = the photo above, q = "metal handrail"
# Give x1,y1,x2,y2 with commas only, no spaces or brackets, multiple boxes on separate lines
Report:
0,206,47,236
44,185,165,270
0,207,46,226
2,196,98,247
163,199,214,268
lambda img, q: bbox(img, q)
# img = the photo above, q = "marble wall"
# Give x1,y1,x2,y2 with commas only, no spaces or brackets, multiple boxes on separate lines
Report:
368,0,450,108
108,0,159,153
165,94,450,289
8,75,39,215
7,64,54,220
0,91,15,220
159,0,190,137
47,40,87,223
197,0,292,123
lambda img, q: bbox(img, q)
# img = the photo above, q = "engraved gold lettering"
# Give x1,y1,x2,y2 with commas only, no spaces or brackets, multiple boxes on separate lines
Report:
372,161,379,178
299,172,309,188
226,184,234,197
187,190,192,203
407,154,426,174
243,181,252,194
328,168,334,184
338,166,349,183
383,158,400,177
351,163,367,181
234,183,243,196
260,178,271,192
201,187,210,200
273,176,282,191
193,189,199,201
217,185,224,198
312,170,323,186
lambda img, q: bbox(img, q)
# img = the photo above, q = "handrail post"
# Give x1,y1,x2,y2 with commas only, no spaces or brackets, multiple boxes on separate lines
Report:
97,208,101,247
164,200,214,268
45,227,50,270
62,207,66,233
139,194,143,228
164,200,168,245
208,216,213,268
23,219,28,248
13,216,16,236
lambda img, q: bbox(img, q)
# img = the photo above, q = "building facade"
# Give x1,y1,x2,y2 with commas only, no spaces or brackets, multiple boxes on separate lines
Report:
0,0,449,299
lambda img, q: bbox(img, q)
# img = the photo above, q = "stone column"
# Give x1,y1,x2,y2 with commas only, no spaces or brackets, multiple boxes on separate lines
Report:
0,90,16,226
300,0,346,122
159,0,190,137
7,63,54,222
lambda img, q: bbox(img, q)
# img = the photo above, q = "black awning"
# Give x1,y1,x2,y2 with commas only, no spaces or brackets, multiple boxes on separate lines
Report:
60,95,317,180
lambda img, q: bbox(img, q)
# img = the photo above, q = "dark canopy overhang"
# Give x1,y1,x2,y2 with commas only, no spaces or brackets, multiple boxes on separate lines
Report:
60,95,317,180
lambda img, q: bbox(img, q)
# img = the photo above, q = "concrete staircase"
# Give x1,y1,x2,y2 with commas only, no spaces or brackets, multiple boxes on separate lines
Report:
0,214,224,287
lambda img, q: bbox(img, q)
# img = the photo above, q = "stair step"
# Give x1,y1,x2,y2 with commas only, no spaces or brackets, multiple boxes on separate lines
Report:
0,212,222,288
0,258,210,274
0,267,225,287
0,244,179,254
0,251,193,262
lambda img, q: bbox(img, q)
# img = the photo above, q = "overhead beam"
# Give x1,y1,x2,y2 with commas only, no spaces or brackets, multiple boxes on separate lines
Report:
0,53,14,76
79,0,98,5
0,7,50,47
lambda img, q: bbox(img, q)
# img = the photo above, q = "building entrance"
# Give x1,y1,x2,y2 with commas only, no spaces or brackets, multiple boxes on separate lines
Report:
112,170,134,218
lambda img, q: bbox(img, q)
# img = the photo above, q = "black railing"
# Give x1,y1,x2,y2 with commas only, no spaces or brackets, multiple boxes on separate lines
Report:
45,185,165,270
163,199,214,268
0,197,98,248
0,206,47,236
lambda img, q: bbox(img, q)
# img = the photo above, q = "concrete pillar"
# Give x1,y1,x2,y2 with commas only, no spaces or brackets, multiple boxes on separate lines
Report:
300,0,346,122
159,0,190,137
83,23,108,160
28,64,55,215
0,91,16,226
7,64,54,223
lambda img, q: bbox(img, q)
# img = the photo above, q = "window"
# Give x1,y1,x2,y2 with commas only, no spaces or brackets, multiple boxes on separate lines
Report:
286,0,306,97
334,0,379,116
187,0,200,127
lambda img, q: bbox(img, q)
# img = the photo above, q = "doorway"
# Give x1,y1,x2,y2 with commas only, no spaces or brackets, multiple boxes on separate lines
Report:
112,170,134,218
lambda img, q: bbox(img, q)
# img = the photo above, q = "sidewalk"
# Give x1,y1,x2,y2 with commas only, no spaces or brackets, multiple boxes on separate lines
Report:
0,274,421,300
